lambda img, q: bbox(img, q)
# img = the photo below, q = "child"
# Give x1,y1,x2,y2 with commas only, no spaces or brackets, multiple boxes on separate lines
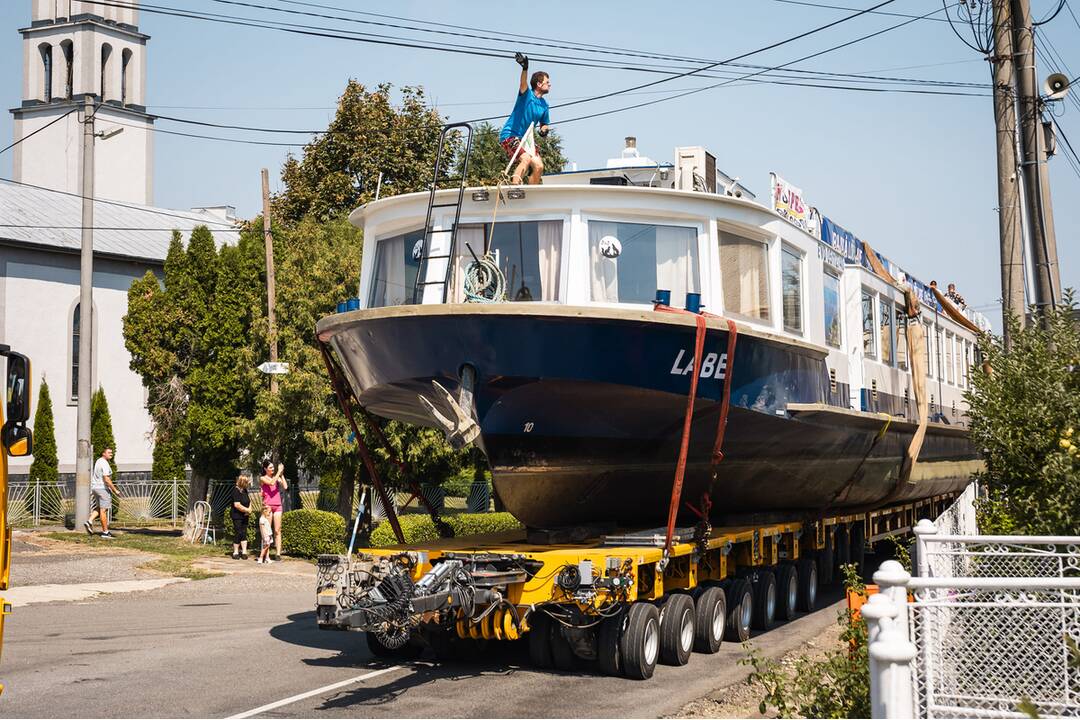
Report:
257,506,274,564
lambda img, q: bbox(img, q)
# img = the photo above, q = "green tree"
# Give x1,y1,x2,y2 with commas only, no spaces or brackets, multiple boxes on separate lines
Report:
28,379,58,485
274,81,450,224
968,293,1080,535
459,121,568,186
90,387,117,476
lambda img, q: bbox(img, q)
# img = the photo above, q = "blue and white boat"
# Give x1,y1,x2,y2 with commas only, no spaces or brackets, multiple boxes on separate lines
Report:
316,138,985,528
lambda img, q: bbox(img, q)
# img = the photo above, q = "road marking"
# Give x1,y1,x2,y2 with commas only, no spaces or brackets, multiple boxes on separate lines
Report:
4,578,188,607
226,666,404,719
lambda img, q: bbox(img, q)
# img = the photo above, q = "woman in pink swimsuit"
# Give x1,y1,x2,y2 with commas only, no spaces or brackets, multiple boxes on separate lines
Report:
259,461,287,560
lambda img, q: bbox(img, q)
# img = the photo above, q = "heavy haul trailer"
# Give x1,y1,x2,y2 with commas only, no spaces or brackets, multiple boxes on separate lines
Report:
315,492,955,680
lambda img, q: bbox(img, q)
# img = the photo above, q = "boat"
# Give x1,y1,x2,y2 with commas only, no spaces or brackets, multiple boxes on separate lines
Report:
316,138,986,529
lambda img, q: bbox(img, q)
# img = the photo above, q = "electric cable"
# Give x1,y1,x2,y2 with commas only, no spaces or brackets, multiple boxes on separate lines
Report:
0,107,79,156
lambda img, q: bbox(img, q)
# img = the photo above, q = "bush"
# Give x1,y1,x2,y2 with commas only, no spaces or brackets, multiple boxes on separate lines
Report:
316,469,340,511
281,509,346,557
369,512,521,547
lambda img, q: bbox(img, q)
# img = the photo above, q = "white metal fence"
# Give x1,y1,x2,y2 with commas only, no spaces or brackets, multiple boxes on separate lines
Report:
868,485,1080,719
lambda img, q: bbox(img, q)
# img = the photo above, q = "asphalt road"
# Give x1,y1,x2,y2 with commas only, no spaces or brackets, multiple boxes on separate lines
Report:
0,568,849,719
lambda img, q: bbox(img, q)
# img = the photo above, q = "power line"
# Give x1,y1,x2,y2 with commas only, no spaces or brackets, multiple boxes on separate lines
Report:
769,0,949,22
0,224,212,231
0,176,239,228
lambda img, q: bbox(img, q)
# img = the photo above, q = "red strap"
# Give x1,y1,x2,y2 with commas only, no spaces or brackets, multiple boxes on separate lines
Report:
654,304,706,556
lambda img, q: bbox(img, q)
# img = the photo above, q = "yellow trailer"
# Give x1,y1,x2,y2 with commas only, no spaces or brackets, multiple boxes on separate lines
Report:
315,492,955,679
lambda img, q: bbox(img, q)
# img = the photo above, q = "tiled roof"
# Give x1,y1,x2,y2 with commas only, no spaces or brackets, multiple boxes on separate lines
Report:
0,181,241,262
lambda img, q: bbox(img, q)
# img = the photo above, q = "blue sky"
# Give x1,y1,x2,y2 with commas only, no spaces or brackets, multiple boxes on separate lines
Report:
2,1,1077,325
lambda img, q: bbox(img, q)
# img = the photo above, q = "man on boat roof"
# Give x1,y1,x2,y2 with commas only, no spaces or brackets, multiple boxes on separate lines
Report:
500,52,551,186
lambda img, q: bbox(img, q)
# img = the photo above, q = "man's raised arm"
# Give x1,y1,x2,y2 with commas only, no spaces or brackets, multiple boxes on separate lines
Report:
515,52,529,94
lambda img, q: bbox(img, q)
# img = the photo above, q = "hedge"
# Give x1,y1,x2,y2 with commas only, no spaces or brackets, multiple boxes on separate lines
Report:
369,512,522,547
281,509,346,558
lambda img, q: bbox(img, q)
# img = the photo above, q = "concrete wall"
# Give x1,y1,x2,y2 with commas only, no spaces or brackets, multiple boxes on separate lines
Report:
1,242,160,475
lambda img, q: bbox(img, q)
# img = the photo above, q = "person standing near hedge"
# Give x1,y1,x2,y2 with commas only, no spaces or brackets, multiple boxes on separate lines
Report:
259,461,287,560
231,473,253,559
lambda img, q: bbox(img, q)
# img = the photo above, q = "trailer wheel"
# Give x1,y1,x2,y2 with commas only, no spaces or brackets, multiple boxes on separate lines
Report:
619,602,660,680
850,522,866,575
796,556,818,612
658,593,694,666
365,631,421,660
528,612,554,669
819,530,835,585
751,570,777,631
596,612,623,676
775,564,798,622
549,619,576,671
693,586,726,654
724,578,753,642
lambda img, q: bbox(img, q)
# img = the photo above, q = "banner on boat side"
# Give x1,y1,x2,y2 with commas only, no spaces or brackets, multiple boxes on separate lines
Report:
819,216,866,267
769,173,820,237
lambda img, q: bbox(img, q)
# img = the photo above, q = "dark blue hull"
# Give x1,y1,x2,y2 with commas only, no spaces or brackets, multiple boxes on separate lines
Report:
318,305,977,528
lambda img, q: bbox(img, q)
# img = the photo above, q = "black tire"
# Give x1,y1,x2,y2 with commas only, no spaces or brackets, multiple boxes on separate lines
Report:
819,530,836,585
549,619,576,671
596,612,623,676
659,593,695,666
619,602,661,680
365,631,420,660
775,564,799,622
751,570,777,631
796,556,819,612
693,586,726,654
528,612,554,669
850,522,866,575
724,578,753,642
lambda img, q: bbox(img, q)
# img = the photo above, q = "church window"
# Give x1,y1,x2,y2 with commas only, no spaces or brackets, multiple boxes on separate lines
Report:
61,41,74,99
121,49,133,104
71,303,81,401
39,44,52,100
100,43,112,100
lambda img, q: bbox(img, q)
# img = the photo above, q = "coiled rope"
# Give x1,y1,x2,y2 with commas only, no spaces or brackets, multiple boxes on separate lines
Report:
463,172,510,303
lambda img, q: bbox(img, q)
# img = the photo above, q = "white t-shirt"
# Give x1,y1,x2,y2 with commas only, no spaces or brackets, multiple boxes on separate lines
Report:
259,515,273,541
91,457,111,490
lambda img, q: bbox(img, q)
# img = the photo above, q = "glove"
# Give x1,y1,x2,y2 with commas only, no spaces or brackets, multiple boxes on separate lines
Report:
515,52,529,70
538,126,549,138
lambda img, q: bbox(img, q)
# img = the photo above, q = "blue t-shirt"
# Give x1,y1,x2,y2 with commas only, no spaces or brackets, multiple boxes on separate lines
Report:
500,90,550,141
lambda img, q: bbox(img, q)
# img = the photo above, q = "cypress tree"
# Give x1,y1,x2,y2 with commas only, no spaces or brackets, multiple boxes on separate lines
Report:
90,387,118,476
28,380,58,485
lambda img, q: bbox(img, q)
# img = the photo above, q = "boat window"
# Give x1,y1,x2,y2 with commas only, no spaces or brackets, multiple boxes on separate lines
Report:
369,229,423,307
924,321,934,377
590,221,700,306
935,328,945,380
945,332,954,385
718,230,769,321
963,341,971,388
823,271,841,348
895,307,909,371
880,299,893,365
861,291,876,359
452,221,562,303
781,247,802,334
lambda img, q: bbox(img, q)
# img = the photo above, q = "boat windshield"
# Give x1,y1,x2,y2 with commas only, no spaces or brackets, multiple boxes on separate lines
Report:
450,221,563,302
369,229,423,307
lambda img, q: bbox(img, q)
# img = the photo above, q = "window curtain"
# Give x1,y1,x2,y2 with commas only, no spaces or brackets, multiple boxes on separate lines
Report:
589,221,619,302
655,226,697,307
719,231,768,320
370,236,407,307
537,220,562,301
449,226,485,303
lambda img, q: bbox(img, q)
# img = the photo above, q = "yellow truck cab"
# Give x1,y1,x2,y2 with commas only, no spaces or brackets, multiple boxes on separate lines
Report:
0,346,33,695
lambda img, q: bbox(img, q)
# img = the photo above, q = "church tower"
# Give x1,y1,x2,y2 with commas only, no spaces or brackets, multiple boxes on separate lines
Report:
12,0,154,204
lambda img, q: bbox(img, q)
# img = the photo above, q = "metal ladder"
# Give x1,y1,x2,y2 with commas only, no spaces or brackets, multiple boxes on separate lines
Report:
411,122,474,304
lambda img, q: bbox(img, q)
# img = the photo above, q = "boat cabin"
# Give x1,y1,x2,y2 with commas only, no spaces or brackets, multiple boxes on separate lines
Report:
348,138,989,427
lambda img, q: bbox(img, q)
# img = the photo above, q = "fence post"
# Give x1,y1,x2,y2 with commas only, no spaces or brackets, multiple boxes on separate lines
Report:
869,613,917,719
912,519,937,578
33,482,40,527
874,559,912,641
171,477,178,527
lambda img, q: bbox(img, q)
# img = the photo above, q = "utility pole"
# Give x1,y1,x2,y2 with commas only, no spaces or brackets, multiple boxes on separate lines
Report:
261,168,279,397
1011,0,1059,314
992,0,1025,349
74,96,95,528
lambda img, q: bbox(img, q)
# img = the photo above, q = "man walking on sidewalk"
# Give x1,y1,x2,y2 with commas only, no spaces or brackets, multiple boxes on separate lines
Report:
85,447,119,538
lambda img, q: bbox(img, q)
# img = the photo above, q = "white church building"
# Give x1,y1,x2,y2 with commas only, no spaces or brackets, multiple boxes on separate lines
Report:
2,1,239,482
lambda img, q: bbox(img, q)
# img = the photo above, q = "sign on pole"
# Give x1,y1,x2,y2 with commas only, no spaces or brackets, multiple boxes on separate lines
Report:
257,361,290,375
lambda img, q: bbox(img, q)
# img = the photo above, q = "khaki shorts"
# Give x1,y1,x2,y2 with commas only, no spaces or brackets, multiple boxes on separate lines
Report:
92,488,112,512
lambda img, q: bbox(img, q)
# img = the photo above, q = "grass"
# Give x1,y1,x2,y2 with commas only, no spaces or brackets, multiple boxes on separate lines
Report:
44,529,226,580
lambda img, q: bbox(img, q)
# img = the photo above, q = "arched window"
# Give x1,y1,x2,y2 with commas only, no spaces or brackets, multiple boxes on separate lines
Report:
100,43,112,100
61,40,74,99
39,44,52,100
71,303,81,401
121,48,133,104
